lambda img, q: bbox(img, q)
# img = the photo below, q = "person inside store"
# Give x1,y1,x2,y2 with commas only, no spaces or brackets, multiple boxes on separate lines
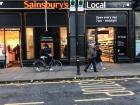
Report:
95,43,106,70
40,43,52,65
7,45,12,52
84,43,98,72
7,45,13,64
13,44,20,61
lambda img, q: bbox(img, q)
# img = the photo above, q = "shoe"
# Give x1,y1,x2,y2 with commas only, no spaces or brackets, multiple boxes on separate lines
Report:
49,68,53,71
102,67,106,70
90,65,93,70
84,69,87,72
94,71,98,72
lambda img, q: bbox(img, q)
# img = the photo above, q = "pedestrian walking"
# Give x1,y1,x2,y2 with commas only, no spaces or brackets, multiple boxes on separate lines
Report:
84,43,98,72
95,43,106,70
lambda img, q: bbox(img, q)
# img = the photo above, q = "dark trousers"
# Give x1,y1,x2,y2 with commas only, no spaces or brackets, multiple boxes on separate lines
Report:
15,53,20,61
45,56,52,65
84,58,97,72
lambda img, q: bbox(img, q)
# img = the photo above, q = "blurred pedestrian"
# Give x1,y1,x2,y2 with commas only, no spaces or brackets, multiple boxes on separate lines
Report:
84,43,98,72
95,43,106,70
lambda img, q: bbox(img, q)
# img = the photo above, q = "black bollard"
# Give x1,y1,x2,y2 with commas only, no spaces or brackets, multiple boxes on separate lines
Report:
76,57,81,75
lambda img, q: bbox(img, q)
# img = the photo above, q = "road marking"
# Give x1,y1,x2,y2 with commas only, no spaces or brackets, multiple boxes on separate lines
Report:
83,90,134,95
79,82,116,86
82,87,126,92
79,81,135,97
79,81,115,84
75,98,112,102
137,81,140,83
5,101,45,105
80,84,121,88
106,90,135,96
82,86,124,90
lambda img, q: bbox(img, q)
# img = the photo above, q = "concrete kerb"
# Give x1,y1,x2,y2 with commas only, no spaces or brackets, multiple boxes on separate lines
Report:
0,75,139,84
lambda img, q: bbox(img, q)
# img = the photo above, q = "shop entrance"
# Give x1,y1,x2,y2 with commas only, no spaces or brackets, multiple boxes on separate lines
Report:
34,27,68,60
86,27,115,62
0,28,21,67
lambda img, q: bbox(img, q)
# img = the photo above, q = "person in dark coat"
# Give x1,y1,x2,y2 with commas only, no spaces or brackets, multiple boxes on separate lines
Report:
95,44,106,70
13,44,20,61
84,43,98,72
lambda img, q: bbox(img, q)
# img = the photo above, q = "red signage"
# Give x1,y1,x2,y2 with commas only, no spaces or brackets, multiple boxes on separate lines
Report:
24,0,68,9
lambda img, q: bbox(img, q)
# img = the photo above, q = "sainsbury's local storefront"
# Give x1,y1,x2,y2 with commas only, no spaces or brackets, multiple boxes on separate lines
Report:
0,0,139,68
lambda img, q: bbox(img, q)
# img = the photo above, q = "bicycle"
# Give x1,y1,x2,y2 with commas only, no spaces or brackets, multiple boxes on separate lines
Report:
33,56,62,72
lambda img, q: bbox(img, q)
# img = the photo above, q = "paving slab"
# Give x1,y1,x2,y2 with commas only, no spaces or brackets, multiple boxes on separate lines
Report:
0,63,140,83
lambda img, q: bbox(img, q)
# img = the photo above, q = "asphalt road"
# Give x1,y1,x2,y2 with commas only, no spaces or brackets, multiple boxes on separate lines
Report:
1,77,140,105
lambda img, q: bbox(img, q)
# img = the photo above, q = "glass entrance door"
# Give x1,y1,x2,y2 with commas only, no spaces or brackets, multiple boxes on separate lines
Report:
86,27,115,62
97,27,115,62
0,28,20,67
0,29,5,63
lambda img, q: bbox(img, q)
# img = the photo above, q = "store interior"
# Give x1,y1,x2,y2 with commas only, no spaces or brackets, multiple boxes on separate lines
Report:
0,28,20,67
87,27,114,62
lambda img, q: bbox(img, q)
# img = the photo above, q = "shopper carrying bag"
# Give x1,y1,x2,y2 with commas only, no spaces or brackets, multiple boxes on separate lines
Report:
95,43,106,70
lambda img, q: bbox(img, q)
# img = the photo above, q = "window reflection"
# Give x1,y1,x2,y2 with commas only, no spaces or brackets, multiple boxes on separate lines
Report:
136,27,140,56
60,27,68,58
135,12,140,57
26,28,34,59
0,29,5,60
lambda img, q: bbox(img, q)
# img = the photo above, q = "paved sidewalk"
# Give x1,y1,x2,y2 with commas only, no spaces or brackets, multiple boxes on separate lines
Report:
0,63,140,82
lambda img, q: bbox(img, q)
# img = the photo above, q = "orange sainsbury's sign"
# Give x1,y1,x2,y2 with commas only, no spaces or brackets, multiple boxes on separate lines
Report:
24,0,69,9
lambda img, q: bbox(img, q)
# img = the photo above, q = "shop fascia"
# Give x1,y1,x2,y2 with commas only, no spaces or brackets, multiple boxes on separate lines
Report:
0,2,3,5
24,0,68,9
86,1,106,9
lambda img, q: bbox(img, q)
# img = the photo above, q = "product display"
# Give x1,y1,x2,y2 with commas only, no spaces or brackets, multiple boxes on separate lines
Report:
98,38,114,62
98,27,114,62
87,27,114,62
